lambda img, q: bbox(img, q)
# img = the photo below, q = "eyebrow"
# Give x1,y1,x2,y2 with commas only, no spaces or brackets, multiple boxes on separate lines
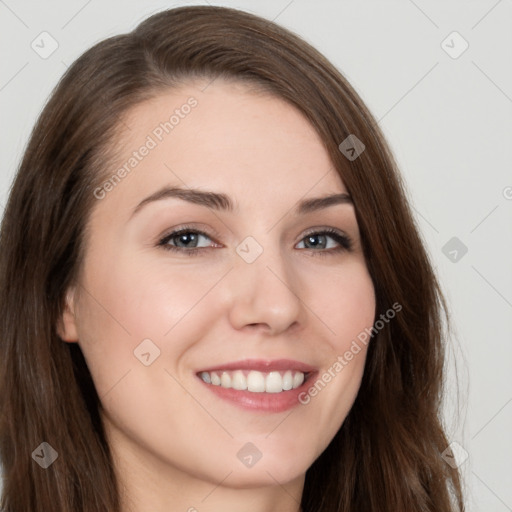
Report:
130,186,353,218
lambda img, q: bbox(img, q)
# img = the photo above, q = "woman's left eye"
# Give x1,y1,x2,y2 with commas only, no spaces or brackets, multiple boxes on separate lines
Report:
157,227,352,256
296,229,352,252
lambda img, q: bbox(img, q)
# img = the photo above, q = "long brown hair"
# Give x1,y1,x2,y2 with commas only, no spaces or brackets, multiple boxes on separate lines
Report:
0,5,464,511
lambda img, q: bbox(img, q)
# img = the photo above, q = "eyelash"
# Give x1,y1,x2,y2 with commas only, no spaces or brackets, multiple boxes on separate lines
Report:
157,225,353,257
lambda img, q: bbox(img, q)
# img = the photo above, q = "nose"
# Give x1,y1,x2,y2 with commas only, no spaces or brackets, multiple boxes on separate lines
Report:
226,244,304,336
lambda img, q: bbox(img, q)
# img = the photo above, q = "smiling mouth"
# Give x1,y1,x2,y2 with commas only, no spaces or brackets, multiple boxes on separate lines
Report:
198,369,311,393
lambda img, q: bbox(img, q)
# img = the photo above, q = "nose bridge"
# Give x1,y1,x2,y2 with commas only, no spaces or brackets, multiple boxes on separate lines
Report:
226,232,303,333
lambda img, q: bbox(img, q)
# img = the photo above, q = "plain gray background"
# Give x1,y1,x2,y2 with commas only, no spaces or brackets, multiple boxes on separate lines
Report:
1,1,511,509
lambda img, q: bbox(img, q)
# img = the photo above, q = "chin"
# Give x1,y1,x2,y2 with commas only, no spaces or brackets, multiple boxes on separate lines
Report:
219,461,308,490
225,443,314,489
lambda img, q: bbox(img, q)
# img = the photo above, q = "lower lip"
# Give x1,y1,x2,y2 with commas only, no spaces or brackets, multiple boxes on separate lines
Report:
197,372,318,413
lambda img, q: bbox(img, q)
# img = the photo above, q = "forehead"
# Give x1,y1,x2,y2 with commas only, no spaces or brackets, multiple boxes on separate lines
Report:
99,79,347,213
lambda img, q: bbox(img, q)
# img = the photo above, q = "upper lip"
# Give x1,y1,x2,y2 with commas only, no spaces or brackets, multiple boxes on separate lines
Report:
196,358,317,374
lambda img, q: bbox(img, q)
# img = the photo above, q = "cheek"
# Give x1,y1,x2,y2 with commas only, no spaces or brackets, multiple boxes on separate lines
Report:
74,254,223,384
114,258,226,353
82,245,218,336
294,258,375,434
311,258,376,351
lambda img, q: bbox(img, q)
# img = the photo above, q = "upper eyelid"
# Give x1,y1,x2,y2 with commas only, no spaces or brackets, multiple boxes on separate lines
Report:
160,225,347,236
159,225,221,243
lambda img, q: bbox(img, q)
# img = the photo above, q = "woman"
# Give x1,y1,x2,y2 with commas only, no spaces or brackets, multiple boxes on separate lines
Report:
0,5,464,511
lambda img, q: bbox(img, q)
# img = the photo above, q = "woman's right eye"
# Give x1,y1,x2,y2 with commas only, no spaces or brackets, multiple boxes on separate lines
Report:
157,228,217,255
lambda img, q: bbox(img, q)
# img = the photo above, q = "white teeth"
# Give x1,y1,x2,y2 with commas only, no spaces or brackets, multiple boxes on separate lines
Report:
293,372,304,388
247,371,266,392
220,372,231,388
231,370,247,390
265,371,283,393
282,370,293,391
199,369,307,393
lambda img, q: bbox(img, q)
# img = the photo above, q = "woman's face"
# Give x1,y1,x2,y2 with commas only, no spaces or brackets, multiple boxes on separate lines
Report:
59,79,375,490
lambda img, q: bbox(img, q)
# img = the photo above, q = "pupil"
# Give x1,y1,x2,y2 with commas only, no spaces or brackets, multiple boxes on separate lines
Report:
179,233,196,247
307,235,325,249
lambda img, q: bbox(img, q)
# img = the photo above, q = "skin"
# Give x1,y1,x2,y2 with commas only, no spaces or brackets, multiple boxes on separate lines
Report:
58,79,376,512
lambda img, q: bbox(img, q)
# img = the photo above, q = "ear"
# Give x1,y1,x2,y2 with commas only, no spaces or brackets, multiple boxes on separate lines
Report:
57,286,79,343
